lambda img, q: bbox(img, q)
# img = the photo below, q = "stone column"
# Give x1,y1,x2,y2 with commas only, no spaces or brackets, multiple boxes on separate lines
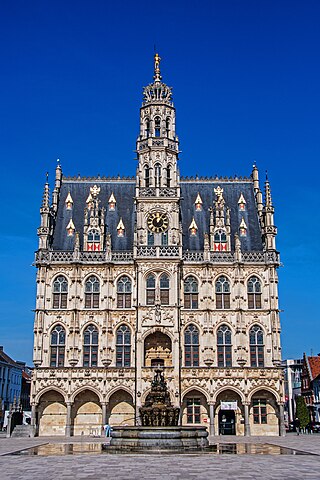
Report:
244,403,251,437
101,402,108,435
65,402,72,437
30,404,37,437
208,402,215,437
278,403,286,437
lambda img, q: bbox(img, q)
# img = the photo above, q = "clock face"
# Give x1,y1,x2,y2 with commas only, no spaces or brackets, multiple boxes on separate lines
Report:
147,212,169,233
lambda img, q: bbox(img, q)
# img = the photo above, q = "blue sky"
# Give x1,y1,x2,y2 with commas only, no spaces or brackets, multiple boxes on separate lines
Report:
0,0,319,364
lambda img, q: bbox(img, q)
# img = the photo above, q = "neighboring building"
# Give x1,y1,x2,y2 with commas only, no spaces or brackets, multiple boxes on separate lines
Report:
0,346,23,426
20,366,32,411
31,54,285,437
282,358,303,424
301,353,320,422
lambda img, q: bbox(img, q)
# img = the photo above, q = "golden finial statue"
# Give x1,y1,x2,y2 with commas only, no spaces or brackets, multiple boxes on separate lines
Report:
154,53,161,74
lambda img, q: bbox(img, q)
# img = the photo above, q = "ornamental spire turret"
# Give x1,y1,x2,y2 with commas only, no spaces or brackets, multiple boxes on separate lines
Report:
37,173,51,250
52,159,62,214
262,172,277,251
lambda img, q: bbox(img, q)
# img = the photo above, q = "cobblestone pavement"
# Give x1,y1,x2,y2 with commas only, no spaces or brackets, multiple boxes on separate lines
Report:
1,434,320,479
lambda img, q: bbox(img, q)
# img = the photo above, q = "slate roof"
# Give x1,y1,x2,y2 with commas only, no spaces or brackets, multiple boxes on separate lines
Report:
52,178,263,252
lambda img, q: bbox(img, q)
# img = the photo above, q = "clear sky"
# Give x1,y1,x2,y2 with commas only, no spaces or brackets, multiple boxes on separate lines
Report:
0,0,319,365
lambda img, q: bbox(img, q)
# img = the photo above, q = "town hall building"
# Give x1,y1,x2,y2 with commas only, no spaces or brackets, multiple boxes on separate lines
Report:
31,55,285,437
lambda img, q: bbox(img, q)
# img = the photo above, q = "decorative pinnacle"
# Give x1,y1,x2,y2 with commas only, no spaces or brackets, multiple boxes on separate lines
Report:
154,53,162,82
264,172,273,207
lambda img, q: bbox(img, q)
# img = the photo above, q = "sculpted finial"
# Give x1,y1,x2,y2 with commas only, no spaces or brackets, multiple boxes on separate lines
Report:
154,53,162,81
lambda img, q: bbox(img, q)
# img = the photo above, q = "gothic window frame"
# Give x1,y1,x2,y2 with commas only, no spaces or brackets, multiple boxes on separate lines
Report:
215,275,231,309
247,275,262,309
116,324,131,367
146,273,156,305
217,324,232,367
154,163,161,187
161,231,168,246
214,229,227,251
249,325,265,367
50,324,66,367
154,116,161,137
160,273,169,305
144,164,150,188
147,231,154,246
83,324,99,367
252,398,267,424
84,275,100,309
117,275,132,308
165,117,170,137
87,228,100,243
186,397,201,424
145,118,150,138
52,275,68,309
184,276,199,309
184,324,200,367
166,164,171,187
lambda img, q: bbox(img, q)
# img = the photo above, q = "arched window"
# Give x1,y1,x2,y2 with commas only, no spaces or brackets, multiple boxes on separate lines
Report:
160,273,169,305
116,325,131,367
145,118,150,137
184,276,199,309
249,325,264,367
166,165,171,187
247,276,262,309
214,229,227,252
148,231,154,246
184,324,199,367
144,165,150,188
166,117,170,136
50,325,66,367
146,274,156,305
85,276,100,309
83,324,98,367
215,276,230,309
161,232,168,246
154,116,161,137
53,275,68,309
217,325,232,367
117,276,132,308
155,163,161,187
87,229,100,242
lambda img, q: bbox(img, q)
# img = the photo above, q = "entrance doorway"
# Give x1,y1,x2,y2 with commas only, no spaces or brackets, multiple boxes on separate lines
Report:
219,410,236,435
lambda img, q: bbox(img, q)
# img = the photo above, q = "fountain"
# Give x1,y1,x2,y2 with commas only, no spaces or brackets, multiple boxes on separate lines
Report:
108,369,209,452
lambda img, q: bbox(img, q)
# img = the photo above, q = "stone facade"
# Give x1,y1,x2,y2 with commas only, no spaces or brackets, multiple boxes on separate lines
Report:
31,55,285,437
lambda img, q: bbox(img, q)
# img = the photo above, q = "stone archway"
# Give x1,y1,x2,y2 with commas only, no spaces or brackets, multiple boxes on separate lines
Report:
108,389,134,426
181,389,209,427
72,390,102,436
215,389,244,436
38,390,66,436
250,389,279,436
144,332,172,367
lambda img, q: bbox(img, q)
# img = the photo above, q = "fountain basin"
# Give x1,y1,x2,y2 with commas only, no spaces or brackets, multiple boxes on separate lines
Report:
108,426,209,452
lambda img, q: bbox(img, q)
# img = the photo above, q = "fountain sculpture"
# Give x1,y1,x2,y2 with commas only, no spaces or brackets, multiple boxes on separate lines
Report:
108,369,209,452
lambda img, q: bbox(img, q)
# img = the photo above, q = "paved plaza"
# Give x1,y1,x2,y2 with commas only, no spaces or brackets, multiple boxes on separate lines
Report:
1,434,320,479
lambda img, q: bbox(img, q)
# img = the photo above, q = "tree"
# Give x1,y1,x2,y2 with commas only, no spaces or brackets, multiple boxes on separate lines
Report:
295,396,310,429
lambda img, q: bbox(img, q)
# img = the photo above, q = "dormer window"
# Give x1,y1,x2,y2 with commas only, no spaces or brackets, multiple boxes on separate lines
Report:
66,219,75,236
189,217,198,236
117,218,125,237
194,193,202,211
108,193,116,211
214,229,227,251
239,218,247,237
87,229,101,251
65,192,73,210
238,193,246,211
154,116,161,137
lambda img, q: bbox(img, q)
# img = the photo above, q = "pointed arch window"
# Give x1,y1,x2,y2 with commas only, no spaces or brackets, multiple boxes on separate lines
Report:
161,232,168,246
117,276,132,308
83,324,98,367
155,163,161,187
145,165,150,188
145,118,150,138
154,116,161,137
146,274,156,305
166,117,170,136
217,325,232,367
116,325,131,367
215,276,230,309
50,325,66,367
160,273,169,305
214,229,227,252
184,276,199,309
53,275,68,309
184,324,199,367
147,231,154,246
249,325,264,367
85,275,100,309
87,229,100,243
166,165,171,187
247,276,262,309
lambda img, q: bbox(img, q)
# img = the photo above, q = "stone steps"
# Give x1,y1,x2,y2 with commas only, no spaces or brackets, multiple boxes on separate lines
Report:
11,425,33,438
